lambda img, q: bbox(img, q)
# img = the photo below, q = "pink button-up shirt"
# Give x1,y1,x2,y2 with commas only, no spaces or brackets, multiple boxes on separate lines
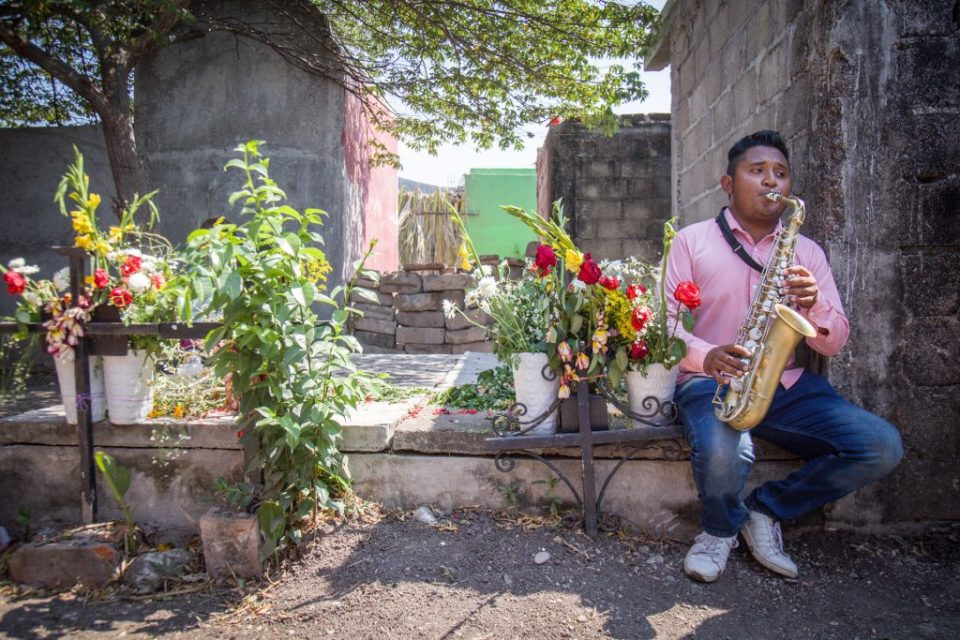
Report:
664,207,849,388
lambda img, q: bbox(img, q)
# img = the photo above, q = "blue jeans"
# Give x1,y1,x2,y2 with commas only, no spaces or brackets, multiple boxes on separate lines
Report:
675,371,903,538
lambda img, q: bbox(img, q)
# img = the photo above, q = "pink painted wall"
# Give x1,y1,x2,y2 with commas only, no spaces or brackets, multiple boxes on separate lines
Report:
342,91,399,273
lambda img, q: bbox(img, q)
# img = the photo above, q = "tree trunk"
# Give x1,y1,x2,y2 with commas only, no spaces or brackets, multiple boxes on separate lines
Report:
99,107,147,218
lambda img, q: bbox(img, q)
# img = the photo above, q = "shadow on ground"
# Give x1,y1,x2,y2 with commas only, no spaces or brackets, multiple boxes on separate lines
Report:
1,510,958,639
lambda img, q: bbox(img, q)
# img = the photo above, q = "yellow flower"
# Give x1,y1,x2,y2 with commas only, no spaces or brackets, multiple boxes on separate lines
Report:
72,214,93,235
94,240,111,257
605,289,637,342
173,404,185,418
108,226,123,243
459,245,472,271
565,249,583,274
84,275,94,285
87,193,101,210
75,234,95,251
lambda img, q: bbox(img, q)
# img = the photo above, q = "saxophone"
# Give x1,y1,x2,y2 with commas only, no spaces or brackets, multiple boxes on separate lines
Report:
712,193,817,431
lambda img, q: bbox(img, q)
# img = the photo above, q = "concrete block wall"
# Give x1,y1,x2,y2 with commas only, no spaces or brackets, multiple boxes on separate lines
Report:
646,0,960,525
537,114,672,262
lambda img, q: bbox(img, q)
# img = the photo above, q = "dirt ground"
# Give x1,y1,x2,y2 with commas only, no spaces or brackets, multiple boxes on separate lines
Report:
1,508,958,640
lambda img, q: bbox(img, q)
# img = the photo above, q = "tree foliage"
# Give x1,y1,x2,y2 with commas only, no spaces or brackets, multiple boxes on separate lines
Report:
1,0,659,158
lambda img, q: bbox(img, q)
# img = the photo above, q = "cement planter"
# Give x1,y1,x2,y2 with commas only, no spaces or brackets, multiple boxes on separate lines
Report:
102,350,155,425
511,352,559,436
53,353,106,424
626,364,679,426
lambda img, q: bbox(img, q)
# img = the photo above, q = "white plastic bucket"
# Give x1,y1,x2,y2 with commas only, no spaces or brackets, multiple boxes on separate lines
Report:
511,352,560,436
625,363,679,426
54,353,106,424
102,350,155,425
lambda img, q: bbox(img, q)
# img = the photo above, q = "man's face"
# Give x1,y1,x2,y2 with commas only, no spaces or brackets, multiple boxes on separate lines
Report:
722,145,792,228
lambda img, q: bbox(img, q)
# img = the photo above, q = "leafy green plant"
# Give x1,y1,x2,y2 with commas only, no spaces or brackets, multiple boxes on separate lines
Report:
532,476,565,518
431,366,514,411
179,141,378,561
497,481,522,511
94,451,136,552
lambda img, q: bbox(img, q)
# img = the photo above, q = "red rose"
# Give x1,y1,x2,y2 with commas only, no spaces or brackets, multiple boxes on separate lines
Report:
549,116,563,127
577,253,602,285
120,255,142,277
3,271,27,295
626,284,647,300
151,273,166,290
631,305,654,332
674,281,702,310
93,268,109,289
109,286,133,308
630,340,650,360
236,430,246,439
598,275,620,291
534,244,557,275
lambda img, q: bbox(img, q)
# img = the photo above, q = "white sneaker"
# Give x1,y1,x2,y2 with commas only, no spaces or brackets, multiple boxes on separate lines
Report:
741,510,798,578
683,532,739,583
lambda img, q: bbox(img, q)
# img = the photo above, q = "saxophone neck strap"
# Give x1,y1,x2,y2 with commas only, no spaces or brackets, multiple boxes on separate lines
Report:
716,208,764,273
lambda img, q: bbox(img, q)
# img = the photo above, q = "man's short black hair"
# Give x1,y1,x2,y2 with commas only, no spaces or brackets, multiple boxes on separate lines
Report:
726,130,790,176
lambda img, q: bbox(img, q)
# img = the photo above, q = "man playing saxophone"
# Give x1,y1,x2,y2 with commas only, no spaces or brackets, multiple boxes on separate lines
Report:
664,130,903,583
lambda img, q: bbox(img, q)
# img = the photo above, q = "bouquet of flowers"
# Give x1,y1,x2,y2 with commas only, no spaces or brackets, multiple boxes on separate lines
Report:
601,218,701,387
55,147,179,357
501,201,615,399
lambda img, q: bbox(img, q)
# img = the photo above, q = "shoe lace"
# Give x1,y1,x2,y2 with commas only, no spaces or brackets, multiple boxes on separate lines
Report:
693,532,738,557
771,520,784,552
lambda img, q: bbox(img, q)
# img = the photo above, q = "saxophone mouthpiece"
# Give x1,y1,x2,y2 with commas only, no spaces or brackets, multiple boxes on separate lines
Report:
765,191,783,202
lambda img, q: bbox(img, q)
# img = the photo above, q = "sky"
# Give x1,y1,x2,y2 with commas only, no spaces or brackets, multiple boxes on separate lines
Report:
397,2,671,188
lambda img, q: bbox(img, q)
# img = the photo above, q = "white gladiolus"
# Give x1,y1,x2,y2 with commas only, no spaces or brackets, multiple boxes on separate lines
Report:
442,299,457,320
53,267,71,291
19,264,40,275
7,258,25,270
127,271,151,293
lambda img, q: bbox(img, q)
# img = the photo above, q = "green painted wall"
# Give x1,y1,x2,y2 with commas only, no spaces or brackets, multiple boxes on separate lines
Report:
463,168,537,259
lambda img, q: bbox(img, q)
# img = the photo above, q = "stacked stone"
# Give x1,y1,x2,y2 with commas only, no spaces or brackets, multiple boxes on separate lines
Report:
351,274,399,352
394,271,493,354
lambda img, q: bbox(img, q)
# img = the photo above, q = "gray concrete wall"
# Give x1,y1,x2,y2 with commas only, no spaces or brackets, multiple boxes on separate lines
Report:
646,0,960,523
135,0,352,290
0,126,114,316
537,114,672,262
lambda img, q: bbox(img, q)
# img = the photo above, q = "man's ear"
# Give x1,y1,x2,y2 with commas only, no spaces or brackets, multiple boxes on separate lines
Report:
721,173,733,196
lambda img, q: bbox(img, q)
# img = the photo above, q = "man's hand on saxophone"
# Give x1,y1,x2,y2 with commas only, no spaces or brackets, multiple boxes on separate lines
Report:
782,265,820,308
703,344,751,385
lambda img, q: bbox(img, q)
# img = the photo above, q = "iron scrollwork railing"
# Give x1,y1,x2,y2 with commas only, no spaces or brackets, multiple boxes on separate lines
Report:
485,363,684,538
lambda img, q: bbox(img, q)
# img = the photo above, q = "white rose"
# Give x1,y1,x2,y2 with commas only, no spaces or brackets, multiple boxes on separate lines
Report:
127,272,151,294
7,258,25,270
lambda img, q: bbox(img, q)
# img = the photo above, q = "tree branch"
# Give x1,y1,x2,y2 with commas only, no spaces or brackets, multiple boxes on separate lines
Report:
0,21,110,115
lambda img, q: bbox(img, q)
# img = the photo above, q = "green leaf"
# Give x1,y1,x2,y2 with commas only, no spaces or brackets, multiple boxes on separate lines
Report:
682,310,696,332
615,346,628,372
94,451,131,501
569,313,584,336
224,271,243,300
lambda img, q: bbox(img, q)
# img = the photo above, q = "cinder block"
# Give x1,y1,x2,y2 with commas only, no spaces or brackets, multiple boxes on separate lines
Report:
354,317,397,335
396,326,445,344
446,308,490,331
445,326,488,344
379,271,422,294
354,303,394,320
395,293,440,312
397,311,445,328
422,274,475,291
354,330,395,349
199,509,262,579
